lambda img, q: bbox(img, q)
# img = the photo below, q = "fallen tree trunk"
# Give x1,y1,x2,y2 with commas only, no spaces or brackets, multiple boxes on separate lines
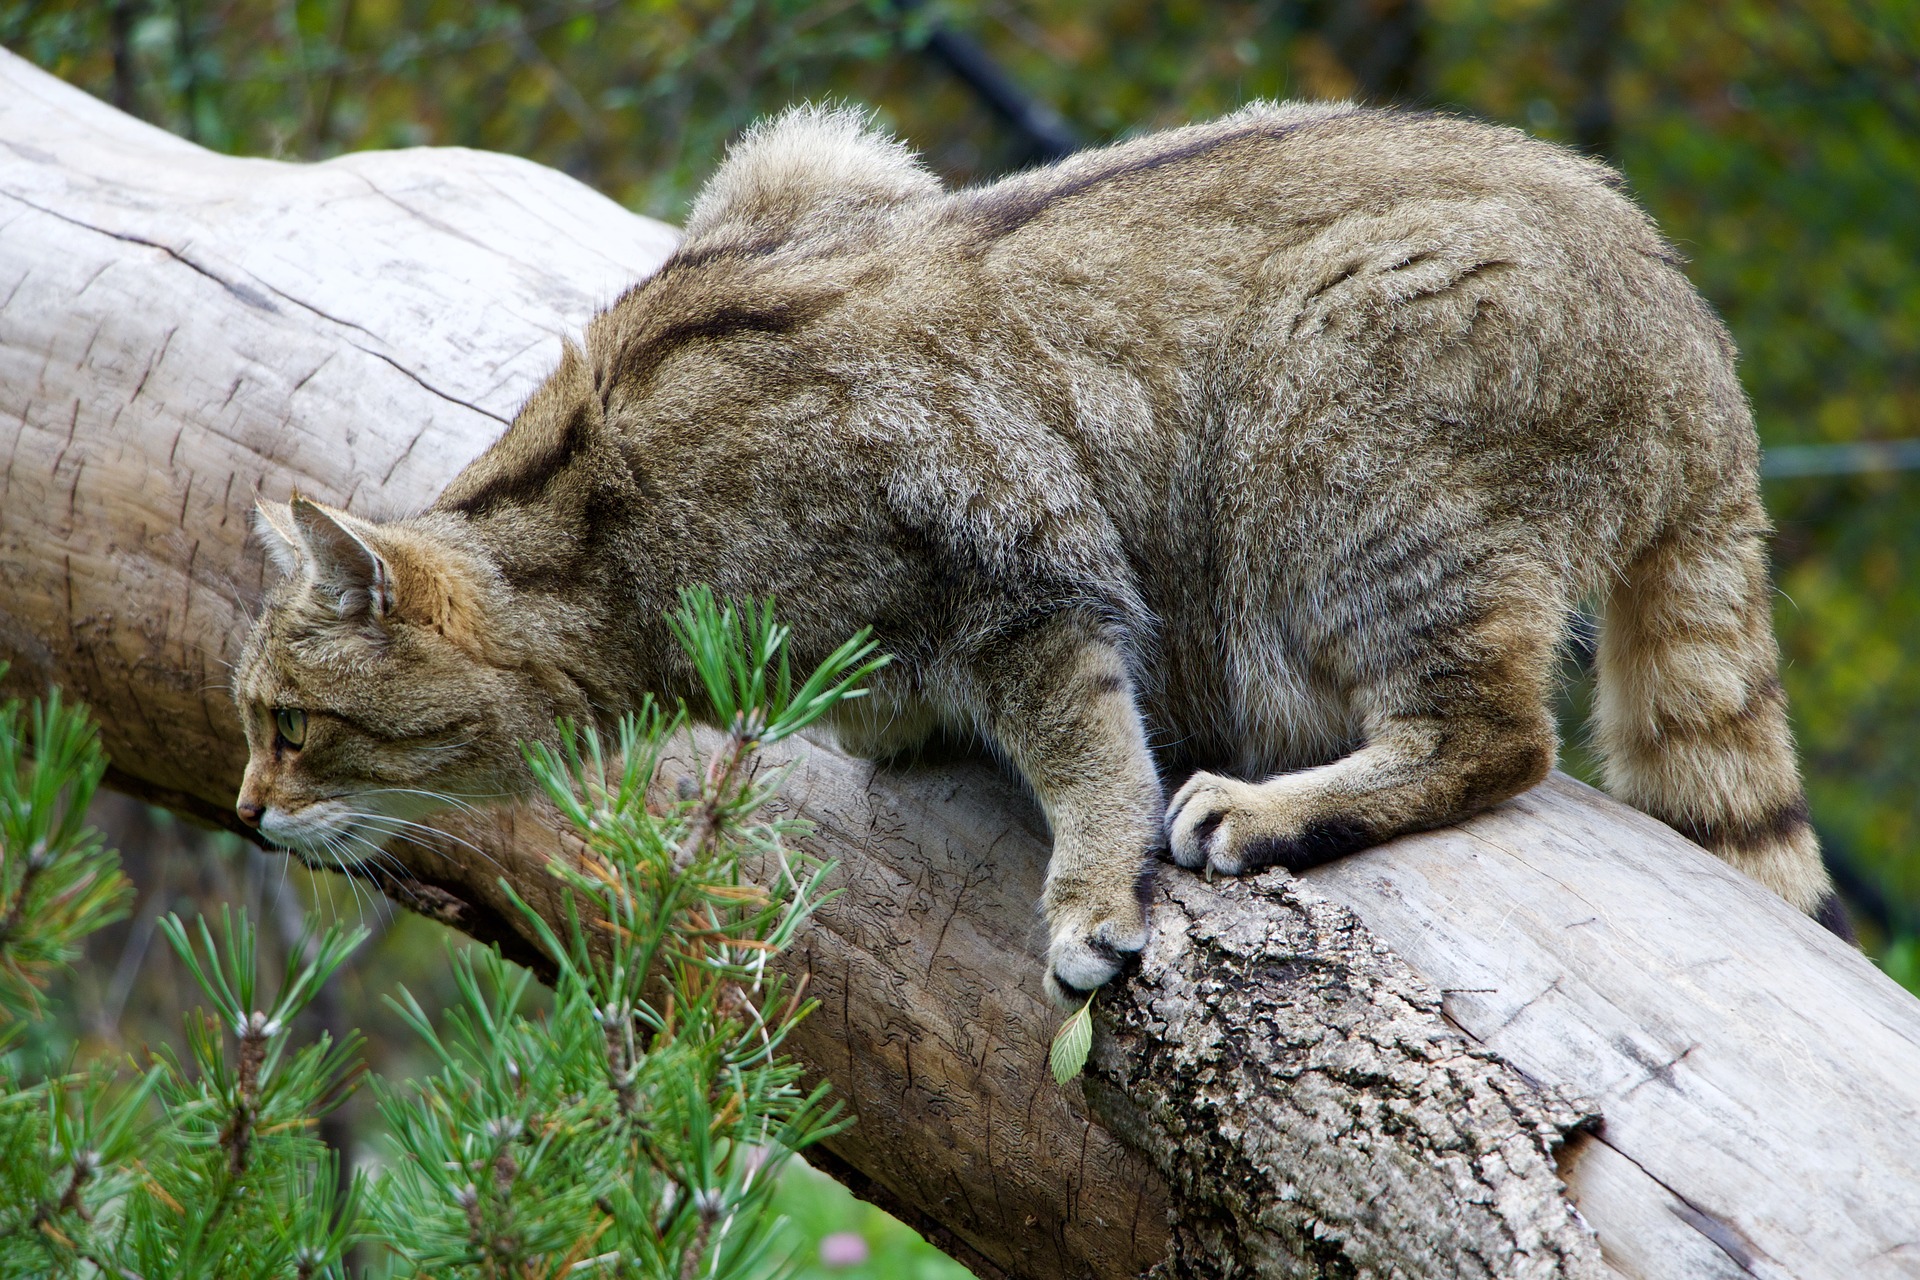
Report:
4,47,1919,1279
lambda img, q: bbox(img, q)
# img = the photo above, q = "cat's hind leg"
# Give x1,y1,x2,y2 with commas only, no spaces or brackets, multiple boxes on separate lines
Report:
1168,576,1562,876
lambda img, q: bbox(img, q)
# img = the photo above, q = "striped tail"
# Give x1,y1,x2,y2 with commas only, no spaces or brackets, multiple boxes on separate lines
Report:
1593,493,1849,938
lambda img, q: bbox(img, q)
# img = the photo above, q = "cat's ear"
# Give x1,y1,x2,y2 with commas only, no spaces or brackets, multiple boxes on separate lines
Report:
289,496,395,622
253,501,305,577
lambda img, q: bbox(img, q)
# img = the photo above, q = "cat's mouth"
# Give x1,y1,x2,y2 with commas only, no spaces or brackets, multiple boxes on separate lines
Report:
257,797,393,868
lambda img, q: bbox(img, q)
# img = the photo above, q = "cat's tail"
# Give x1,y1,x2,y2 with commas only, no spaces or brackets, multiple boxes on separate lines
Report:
1592,491,1848,936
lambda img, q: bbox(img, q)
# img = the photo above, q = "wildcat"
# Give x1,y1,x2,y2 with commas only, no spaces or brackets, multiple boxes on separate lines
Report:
235,101,1843,1003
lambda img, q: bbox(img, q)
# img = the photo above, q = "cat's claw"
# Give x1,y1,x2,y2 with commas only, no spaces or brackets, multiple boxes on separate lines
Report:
1169,770,1374,877
1044,916,1149,1005
1168,771,1260,874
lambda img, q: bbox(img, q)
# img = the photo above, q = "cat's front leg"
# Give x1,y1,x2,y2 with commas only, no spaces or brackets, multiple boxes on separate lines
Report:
961,619,1163,1004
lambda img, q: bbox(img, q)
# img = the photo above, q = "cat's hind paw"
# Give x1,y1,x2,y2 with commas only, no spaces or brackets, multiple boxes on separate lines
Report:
1168,771,1267,873
1168,770,1372,876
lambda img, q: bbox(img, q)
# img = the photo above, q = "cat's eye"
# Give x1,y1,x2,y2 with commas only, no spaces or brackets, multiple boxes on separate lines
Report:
274,708,307,749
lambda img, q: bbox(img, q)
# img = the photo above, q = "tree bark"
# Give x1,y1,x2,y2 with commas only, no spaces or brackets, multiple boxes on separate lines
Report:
5,47,1920,1279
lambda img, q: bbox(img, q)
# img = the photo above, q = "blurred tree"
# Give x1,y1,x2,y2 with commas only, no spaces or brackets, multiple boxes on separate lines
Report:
1567,0,1625,155
1291,0,1428,102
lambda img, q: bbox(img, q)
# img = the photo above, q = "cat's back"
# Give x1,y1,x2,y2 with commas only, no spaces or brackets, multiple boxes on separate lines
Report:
558,105,1731,588
866,103,1712,514
589,103,1682,442
932,101,1671,323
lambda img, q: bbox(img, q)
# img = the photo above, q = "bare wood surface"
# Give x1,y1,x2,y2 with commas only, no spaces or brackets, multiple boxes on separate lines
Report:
1305,776,1920,1278
5,47,1920,1278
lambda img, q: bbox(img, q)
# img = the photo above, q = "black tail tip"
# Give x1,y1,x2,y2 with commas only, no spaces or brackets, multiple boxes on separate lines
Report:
1813,893,1858,946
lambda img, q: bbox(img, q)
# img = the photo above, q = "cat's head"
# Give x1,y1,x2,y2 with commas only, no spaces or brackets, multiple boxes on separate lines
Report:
232,497,569,867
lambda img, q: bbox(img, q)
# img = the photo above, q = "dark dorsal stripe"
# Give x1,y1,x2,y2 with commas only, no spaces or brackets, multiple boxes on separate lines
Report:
962,115,1340,242
601,295,836,395
445,290,835,519
662,236,785,272
441,396,595,517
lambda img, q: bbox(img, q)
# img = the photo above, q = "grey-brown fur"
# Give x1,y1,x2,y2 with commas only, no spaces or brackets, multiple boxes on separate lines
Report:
235,101,1837,999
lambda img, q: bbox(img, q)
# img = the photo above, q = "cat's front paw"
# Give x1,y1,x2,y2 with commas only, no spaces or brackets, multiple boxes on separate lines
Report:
1044,904,1150,1006
1167,770,1372,876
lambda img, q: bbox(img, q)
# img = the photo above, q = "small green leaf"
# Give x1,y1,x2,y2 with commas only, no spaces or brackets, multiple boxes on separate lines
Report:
1049,998,1095,1085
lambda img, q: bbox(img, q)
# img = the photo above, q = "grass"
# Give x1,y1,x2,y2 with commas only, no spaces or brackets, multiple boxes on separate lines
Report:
774,1162,973,1280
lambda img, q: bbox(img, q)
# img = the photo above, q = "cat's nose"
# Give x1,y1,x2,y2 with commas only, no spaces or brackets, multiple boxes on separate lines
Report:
236,800,264,828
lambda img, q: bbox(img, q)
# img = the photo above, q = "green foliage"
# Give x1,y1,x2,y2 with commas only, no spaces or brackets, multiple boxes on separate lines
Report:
122,909,368,1278
0,1060,162,1277
0,604,876,1275
772,1166,970,1280
1048,998,1094,1085
0,668,133,1030
375,947,617,1272
1882,935,1920,993
0,0,916,218
0,670,150,1274
373,593,870,1276
667,586,889,747
4,868,362,1274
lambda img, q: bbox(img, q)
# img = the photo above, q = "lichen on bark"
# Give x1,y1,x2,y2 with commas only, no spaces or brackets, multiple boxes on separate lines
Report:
1087,868,1605,1280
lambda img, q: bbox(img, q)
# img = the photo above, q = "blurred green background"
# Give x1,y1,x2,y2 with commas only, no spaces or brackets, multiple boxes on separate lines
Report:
5,0,1917,1271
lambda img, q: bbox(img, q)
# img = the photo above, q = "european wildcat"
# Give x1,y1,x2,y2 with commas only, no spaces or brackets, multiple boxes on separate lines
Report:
235,102,1843,1002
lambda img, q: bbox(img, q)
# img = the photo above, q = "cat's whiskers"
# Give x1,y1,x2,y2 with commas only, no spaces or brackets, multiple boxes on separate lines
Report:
337,809,507,876
308,831,347,920
346,858,389,923
329,828,409,919
214,565,259,630
332,832,398,924
351,810,498,861
357,785,508,814
300,826,375,921
332,823,410,874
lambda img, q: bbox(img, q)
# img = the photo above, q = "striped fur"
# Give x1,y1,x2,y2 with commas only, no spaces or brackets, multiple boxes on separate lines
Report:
234,102,1840,1001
